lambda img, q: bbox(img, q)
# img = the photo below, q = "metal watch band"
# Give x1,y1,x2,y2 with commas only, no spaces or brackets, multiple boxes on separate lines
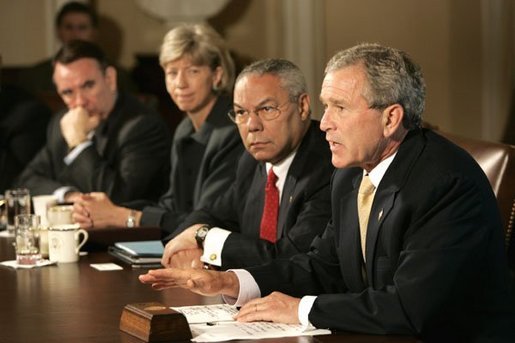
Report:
126,210,137,228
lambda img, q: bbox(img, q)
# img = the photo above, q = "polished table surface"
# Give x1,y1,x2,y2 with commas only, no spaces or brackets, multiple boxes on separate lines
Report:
0,231,420,343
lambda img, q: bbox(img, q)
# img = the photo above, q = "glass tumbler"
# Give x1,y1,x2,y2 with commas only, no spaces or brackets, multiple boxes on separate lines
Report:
14,214,41,265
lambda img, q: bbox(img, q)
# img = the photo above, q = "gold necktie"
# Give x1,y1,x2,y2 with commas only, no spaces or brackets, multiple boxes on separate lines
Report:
357,174,376,261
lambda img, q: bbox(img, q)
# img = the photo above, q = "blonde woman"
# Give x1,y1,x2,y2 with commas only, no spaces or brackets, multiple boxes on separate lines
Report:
73,24,243,235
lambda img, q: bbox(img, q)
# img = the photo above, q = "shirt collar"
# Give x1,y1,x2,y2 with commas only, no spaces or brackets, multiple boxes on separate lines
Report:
366,152,397,188
264,150,297,199
185,95,232,145
265,150,296,179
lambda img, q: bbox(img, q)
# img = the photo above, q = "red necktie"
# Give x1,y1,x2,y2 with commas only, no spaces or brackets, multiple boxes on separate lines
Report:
260,168,279,243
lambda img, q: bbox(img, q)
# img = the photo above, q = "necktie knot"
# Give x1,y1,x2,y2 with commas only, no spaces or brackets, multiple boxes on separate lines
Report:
266,168,278,188
359,174,375,195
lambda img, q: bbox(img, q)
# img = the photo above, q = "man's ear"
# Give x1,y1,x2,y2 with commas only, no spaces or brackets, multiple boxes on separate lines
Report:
298,93,311,121
105,66,117,92
382,103,404,137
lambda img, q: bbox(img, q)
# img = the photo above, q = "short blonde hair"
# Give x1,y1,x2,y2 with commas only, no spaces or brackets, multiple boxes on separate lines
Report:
159,23,235,94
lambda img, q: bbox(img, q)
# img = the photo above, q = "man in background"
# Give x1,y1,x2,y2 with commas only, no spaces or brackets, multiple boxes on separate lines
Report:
0,56,51,193
18,1,135,95
16,40,170,204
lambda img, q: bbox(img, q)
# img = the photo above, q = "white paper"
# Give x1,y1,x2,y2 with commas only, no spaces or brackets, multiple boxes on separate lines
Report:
171,304,238,324
190,321,331,342
171,304,331,342
90,263,123,271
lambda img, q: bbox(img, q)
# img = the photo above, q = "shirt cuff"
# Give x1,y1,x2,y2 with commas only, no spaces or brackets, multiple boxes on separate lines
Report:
222,269,261,307
298,295,317,331
53,186,73,203
64,140,93,165
200,227,231,267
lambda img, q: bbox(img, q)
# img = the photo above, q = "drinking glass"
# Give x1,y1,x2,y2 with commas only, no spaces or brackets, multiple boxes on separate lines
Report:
14,214,41,265
5,188,31,236
0,195,6,230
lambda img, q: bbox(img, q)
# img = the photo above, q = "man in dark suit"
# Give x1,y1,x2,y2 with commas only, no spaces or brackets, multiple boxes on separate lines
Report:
0,84,51,193
16,40,170,204
140,44,515,341
162,59,333,270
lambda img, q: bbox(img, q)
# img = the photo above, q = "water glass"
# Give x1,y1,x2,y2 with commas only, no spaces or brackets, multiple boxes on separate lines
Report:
5,188,31,235
14,214,41,265
0,195,6,230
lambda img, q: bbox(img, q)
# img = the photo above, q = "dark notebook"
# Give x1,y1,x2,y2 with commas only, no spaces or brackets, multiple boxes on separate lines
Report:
108,240,164,268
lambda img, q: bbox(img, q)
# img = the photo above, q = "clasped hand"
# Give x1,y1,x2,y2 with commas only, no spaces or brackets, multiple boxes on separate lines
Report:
161,225,205,267
72,192,119,229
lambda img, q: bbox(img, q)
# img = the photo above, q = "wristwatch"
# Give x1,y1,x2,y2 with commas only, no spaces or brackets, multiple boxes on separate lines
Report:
195,225,210,248
126,210,137,228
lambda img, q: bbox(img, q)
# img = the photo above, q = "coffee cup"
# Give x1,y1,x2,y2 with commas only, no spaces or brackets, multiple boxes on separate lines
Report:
47,205,74,226
48,224,88,263
32,195,57,227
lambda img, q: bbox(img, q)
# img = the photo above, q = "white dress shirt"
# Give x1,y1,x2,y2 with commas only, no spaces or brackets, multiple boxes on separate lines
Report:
200,151,297,266
53,131,95,202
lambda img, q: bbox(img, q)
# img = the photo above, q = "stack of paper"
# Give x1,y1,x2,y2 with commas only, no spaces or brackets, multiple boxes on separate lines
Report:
171,304,331,342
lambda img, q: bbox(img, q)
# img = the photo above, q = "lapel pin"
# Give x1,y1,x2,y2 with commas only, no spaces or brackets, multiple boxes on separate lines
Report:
378,209,383,221
289,196,293,203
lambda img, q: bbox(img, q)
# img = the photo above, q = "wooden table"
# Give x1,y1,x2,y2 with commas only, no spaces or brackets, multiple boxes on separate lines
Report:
0,234,419,343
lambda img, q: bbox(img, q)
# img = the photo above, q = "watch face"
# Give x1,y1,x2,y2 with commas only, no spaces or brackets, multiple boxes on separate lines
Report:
196,226,209,248
197,227,208,239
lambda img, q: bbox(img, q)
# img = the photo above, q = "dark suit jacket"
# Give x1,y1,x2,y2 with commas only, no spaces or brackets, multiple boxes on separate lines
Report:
139,96,244,235
177,121,334,269
249,129,515,341
0,85,51,193
16,92,171,203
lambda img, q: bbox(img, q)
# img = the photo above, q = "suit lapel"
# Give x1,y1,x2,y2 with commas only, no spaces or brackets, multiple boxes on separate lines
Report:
94,130,108,155
364,184,397,284
276,123,314,238
340,173,367,291
94,94,125,157
363,129,427,286
170,120,191,202
247,164,267,238
192,123,213,205
277,173,295,238
191,96,232,205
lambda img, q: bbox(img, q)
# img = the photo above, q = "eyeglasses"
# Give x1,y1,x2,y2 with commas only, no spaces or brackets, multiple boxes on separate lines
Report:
227,102,290,124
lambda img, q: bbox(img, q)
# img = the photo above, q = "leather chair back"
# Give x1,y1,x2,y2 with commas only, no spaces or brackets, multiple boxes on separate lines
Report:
438,132,515,269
